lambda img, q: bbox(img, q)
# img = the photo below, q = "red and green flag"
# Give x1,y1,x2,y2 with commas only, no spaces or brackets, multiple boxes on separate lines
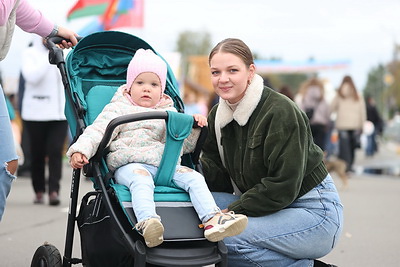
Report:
67,0,144,35
67,0,110,20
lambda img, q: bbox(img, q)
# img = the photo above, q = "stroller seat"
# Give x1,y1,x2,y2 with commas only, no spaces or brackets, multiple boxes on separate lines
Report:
85,84,120,124
111,111,206,242
36,31,228,267
79,79,207,242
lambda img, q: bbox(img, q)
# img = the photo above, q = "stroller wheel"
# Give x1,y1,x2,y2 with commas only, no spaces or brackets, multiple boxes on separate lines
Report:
31,243,62,267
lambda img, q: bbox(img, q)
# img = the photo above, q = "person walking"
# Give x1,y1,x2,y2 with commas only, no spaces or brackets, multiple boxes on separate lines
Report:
330,75,366,172
296,77,331,150
200,38,343,267
21,36,69,205
365,95,384,157
0,0,77,220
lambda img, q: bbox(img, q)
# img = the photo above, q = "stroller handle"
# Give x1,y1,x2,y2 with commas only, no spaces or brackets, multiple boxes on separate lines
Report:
45,36,83,65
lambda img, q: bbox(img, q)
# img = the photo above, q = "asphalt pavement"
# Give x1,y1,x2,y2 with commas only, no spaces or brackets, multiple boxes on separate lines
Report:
1,141,400,267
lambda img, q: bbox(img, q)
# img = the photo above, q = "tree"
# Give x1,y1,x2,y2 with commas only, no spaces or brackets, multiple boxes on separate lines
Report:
176,31,212,77
386,59,400,117
364,43,400,119
363,64,386,116
176,30,211,56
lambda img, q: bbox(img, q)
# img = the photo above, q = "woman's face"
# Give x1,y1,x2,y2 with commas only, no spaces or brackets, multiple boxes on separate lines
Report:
209,52,255,104
341,82,352,97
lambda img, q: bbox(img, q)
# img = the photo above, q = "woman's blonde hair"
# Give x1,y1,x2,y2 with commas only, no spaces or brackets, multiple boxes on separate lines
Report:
208,38,254,68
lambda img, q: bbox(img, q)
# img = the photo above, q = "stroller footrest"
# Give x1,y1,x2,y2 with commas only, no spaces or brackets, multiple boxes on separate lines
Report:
122,201,205,240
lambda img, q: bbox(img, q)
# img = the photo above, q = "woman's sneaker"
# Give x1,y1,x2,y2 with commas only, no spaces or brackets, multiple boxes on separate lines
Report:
204,211,248,242
135,218,164,247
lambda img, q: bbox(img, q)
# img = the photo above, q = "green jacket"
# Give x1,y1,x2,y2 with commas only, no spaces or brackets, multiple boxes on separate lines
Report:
201,75,328,217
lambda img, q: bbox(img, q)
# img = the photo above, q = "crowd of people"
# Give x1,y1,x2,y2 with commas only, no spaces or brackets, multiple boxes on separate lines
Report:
291,75,384,175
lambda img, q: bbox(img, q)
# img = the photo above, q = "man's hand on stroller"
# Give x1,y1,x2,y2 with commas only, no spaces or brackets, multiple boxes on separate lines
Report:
193,114,208,128
70,152,89,169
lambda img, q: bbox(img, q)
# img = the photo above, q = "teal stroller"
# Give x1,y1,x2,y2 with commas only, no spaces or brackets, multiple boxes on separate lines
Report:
30,31,227,267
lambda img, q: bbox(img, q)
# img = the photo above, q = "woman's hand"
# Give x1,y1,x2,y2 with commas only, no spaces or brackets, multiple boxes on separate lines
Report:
193,114,208,127
70,152,89,169
56,26,79,49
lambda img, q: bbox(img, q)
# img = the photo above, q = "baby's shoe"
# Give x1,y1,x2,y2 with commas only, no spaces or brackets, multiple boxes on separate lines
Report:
135,218,164,247
204,211,248,242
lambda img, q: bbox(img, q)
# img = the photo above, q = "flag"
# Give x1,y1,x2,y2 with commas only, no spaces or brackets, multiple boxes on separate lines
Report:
67,0,110,20
67,0,144,36
104,0,144,29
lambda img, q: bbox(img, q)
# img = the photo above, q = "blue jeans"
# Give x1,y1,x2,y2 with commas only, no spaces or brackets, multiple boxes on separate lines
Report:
212,175,343,267
0,88,18,221
365,131,377,156
115,163,219,223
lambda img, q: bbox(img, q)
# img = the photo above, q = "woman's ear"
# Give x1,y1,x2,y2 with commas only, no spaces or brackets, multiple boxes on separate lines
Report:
248,64,256,83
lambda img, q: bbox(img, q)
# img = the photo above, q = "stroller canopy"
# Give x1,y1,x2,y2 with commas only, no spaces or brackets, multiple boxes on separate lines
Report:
64,31,184,134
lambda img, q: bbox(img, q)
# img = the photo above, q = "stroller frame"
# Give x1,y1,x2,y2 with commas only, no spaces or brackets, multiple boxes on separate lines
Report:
31,32,227,267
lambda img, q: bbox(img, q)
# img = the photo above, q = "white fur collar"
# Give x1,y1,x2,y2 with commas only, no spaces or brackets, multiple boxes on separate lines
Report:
215,74,264,128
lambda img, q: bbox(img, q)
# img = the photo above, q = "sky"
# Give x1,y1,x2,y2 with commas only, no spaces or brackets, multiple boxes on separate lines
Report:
1,0,399,94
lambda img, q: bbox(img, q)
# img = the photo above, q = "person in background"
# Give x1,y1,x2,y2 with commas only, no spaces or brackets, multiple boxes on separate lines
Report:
278,84,294,101
200,38,343,267
330,75,366,172
183,90,204,115
365,95,384,157
0,0,78,219
21,36,69,205
297,77,331,150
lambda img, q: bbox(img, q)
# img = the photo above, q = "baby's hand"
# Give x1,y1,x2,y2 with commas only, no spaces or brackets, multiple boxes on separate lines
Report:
70,152,89,169
193,114,208,127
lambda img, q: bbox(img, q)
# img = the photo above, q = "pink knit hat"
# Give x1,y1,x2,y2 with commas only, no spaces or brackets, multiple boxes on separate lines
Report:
126,48,167,93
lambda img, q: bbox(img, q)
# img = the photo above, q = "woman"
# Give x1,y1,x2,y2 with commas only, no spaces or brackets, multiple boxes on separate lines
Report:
0,0,78,220
331,76,366,172
296,77,331,150
200,38,343,266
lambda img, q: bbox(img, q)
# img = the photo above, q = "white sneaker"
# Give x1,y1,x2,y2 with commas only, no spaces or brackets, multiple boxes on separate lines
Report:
204,212,248,242
135,218,164,247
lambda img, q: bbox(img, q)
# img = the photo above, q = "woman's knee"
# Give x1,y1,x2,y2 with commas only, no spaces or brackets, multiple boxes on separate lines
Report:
211,192,240,209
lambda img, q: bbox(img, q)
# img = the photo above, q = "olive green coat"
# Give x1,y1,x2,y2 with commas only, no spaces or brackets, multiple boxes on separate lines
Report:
201,75,328,217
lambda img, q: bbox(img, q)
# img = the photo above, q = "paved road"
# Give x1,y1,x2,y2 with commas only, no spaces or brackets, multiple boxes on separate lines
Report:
320,142,400,267
0,164,92,267
1,142,400,266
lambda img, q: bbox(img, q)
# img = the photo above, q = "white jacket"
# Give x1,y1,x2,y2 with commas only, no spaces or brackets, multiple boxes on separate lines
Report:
21,36,66,121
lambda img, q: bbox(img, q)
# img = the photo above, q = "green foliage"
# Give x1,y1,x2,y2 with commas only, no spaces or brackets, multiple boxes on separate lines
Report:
260,73,310,93
175,30,212,77
363,63,399,119
363,64,385,100
176,31,212,57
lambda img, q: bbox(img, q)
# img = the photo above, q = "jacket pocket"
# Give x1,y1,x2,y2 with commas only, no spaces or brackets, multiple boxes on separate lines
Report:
248,135,263,149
